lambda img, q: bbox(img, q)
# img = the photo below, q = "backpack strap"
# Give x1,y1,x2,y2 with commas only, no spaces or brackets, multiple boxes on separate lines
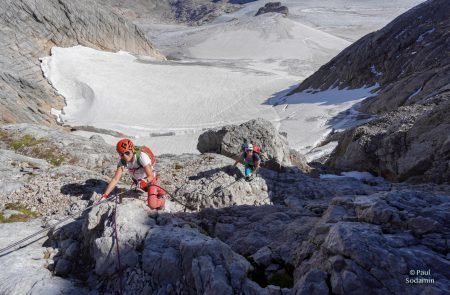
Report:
120,158,127,166
134,150,143,167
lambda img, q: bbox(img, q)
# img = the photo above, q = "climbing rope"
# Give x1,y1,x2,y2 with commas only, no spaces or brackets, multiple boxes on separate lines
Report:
149,173,246,213
205,177,245,199
0,170,250,256
111,194,124,295
148,183,196,212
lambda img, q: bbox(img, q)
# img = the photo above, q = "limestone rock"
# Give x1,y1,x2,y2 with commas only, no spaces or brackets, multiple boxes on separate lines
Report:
291,0,450,115
289,0,449,184
1,124,117,173
293,190,450,295
0,0,164,125
197,118,309,172
0,220,85,294
55,258,72,276
1,123,449,295
0,149,49,194
100,0,240,26
142,226,252,293
255,2,289,17
327,96,450,183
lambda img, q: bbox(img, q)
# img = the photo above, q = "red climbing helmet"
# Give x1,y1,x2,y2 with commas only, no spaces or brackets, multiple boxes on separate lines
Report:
116,138,134,153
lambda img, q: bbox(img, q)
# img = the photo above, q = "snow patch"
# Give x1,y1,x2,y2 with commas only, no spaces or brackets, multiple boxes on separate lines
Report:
41,46,293,154
370,65,383,77
407,87,422,101
50,108,63,124
416,28,435,43
272,84,378,154
39,0,421,156
305,141,338,162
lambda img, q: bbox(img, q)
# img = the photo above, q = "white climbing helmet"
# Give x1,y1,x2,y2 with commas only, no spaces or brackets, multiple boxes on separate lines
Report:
244,143,253,151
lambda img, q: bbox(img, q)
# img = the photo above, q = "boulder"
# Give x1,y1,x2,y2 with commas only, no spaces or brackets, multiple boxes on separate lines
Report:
82,200,152,276
142,226,252,293
54,258,72,276
255,2,289,17
197,118,308,172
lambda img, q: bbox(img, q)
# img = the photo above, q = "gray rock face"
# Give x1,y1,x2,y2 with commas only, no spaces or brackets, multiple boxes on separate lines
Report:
183,205,320,269
0,149,49,194
1,123,449,294
0,220,86,294
327,94,450,183
143,226,252,293
197,118,308,172
100,0,240,26
0,124,118,215
293,190,450,295
75,198,269,294
291,0,450,115
0,0,164,125
290,0,450,184
255,2,289,17
1,124,117,172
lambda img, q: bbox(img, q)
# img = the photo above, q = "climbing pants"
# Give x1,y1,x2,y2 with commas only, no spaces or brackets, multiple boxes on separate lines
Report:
245,165,254,177
148,181,165,210
139,178,165,209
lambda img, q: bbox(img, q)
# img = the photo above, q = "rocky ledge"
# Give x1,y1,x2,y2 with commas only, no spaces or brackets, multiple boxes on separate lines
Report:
327,93,450,183
0,123,449,294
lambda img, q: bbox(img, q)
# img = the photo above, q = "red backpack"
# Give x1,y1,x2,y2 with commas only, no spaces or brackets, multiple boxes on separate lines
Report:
253,144,261,155
134,145,156,166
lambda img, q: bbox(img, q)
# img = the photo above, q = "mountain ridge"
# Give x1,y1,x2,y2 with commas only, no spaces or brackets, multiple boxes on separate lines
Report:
0,0,164,125
291,0,450,183
291,0,449,114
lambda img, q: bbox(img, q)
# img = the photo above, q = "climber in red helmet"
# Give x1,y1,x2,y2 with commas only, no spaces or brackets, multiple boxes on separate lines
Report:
100,138,165,210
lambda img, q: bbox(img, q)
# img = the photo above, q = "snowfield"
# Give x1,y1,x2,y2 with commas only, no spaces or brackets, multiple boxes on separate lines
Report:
41,46,295,154
41,0,423,156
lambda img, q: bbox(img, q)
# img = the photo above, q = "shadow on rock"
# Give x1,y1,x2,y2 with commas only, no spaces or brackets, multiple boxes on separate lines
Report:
60,179,108,200
189,165,244,181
